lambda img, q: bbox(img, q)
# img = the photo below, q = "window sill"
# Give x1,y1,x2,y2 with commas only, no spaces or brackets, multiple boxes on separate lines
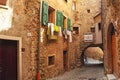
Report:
0,5,8,9
48,65,55,68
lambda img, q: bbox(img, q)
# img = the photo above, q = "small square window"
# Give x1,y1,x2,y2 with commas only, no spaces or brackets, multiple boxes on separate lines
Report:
73,27,79,34
65,0,68,2
90,27,95,33
0,0,7,5
87,9,90,13
48,56,55,66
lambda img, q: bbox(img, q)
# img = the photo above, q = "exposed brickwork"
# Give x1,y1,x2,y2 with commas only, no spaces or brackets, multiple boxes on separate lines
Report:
102,0,120,79
0,0,102,79
0,0,40,80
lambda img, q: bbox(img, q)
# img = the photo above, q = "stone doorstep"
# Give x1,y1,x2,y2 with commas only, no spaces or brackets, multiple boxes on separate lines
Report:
107,74,116,80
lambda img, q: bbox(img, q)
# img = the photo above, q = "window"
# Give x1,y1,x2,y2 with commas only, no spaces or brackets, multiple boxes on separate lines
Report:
98,23,101,31
65,0,68,2
48,6,55,23
0,0,7,5
42,1,48,25
72,1,76,11
87,9,90,13
48,56,55,66
90,27,95,33
56,10,63,28
42,1,55,25
63,16,67,29
73,27,79,34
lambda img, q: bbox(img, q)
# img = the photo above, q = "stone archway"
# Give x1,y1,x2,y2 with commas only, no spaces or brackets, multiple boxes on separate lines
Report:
81,44,103,65
107,23,118,77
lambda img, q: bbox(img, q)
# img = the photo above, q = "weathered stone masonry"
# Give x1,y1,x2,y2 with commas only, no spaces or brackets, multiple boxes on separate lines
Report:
0,0,40,80
102,0,120,79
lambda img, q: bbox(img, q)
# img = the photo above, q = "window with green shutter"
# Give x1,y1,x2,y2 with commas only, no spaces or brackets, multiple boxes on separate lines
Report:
56,10,63,29
42,1,48,25
67,18,71,30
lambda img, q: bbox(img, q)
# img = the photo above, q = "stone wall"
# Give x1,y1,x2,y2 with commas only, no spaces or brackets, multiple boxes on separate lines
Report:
40,0,80,79
73,0,101,64
0,0,40,80
102,0,120,78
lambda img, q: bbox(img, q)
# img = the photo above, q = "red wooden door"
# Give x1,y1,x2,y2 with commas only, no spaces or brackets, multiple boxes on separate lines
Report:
0,40,17,80
112,35,118,77
63,51,68,71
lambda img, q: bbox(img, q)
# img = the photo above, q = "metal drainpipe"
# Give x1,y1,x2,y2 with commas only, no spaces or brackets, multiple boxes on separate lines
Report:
101,0,106,75
37,0,42,80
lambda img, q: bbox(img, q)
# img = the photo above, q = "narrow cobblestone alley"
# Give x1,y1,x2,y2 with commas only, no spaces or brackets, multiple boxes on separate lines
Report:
48,63,107,80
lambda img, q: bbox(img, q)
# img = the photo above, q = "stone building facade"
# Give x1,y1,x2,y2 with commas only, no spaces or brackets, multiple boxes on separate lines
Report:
40,0,81,79
73,0,102,63
0,0,82,80
0,0,103,80
0,0,40,80
102,0,120,79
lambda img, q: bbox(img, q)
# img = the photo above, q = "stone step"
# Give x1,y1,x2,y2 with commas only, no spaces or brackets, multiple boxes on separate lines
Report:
107,74,116,80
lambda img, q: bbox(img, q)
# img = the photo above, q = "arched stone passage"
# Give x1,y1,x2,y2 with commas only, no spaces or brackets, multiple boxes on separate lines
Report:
81,44,103,65
106,23,118,77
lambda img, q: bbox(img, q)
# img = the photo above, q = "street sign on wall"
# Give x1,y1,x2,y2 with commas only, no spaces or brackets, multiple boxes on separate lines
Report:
84,33,93,42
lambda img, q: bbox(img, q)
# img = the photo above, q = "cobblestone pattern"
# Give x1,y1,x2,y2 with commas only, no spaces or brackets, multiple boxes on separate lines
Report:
47,64,107,80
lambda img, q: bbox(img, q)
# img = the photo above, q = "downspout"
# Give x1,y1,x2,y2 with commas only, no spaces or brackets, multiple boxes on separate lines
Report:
101,0,103,51
101,0,106,75
37,0,42,80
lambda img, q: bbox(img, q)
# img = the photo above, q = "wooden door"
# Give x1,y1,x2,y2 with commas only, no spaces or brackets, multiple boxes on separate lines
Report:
112,35,118,77
63,51,68,71
0,39,17,80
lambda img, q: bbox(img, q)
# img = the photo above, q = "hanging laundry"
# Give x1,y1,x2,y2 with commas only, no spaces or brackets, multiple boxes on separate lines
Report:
59,26,62,36
67,30,72,42
63,29,72,42
54,25,59,32
47,23,58,40
63,29,68,39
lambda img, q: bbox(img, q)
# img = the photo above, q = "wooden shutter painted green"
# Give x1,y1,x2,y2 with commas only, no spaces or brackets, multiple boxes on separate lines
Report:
56,10,63,28
67,18,71,30
42,1,48,25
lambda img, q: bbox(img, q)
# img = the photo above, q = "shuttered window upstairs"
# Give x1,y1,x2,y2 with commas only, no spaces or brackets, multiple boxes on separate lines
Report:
42,1,48,25
56,10,63,29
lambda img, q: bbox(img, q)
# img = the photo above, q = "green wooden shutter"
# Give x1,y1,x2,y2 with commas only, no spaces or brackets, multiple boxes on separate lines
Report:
56,10,63,29
67,18,71,30
61,13,63,29
42,1,48,25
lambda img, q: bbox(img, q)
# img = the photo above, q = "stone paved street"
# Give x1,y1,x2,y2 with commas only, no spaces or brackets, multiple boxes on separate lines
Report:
47,64,107,80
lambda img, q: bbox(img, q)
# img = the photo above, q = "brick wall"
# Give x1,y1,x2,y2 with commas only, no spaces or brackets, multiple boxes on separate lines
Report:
102,0,120,78
0,0,40,80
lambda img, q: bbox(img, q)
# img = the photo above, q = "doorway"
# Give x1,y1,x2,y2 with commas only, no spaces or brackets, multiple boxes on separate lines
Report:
63,51,68,71
107,23,118,77
0,39,17,80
